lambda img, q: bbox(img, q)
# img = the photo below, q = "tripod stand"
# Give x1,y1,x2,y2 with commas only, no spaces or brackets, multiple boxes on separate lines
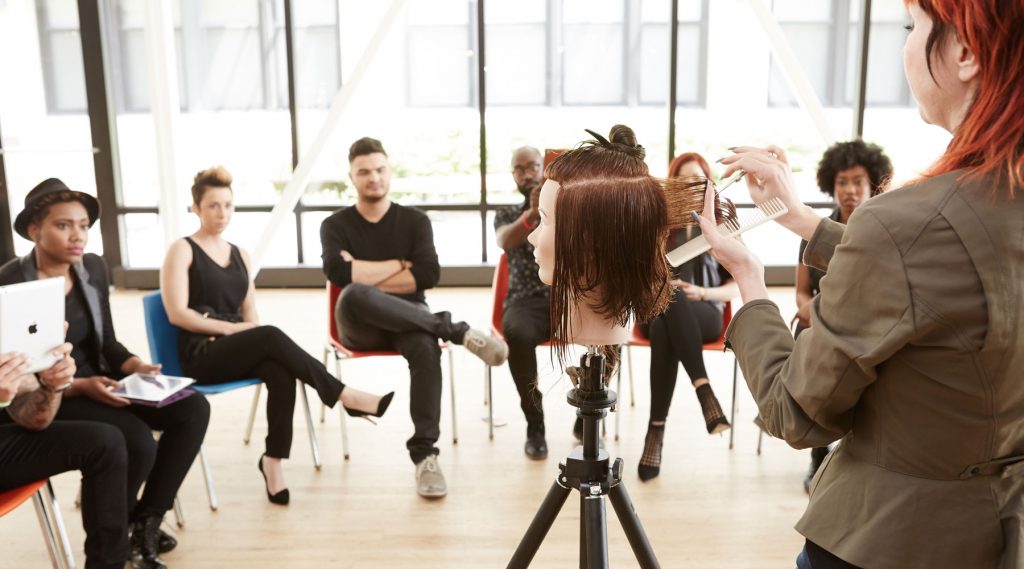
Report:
508,346,660,569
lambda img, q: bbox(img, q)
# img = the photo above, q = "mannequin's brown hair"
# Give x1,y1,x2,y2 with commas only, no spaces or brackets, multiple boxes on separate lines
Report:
545,125,672,360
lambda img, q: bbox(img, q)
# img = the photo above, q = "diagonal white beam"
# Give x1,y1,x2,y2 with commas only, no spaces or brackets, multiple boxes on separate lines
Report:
744,0,837,146
251,0,408,274
144,0,183,247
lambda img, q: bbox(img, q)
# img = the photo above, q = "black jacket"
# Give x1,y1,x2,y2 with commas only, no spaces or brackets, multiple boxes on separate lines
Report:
0,251,134,377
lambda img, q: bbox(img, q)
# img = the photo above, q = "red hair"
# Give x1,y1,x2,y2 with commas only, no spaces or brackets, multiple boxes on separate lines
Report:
910,0,1024,191
668,152,713,178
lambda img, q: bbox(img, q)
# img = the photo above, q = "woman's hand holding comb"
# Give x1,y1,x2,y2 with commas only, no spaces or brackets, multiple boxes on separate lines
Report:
719,145,822,241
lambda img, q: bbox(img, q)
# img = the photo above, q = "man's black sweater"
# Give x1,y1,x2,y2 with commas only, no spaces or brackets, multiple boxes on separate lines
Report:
319,202,440,304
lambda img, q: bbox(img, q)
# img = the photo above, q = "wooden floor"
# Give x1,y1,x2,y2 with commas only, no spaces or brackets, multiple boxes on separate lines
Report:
3,286,812,568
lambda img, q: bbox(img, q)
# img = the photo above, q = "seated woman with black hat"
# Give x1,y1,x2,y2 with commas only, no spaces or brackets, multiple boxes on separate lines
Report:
0,178,211,569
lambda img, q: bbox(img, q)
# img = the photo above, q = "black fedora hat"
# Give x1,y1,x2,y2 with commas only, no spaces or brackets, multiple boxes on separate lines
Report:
13,178,101,240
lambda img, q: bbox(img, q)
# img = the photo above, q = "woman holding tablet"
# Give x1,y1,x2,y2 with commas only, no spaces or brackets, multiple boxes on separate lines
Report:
160,166,393,506
0,179,209,569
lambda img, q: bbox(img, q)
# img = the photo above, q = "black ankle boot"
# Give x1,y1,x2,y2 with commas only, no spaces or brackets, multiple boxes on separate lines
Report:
130,516,168,569
638,423,665,482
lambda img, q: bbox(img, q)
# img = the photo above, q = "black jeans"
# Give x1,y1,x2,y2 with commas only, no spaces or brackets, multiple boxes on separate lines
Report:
643,288,723,422
336,283,466,464
181,325,344,459
55,394,209,519
0,421,129,569
501,296,550,428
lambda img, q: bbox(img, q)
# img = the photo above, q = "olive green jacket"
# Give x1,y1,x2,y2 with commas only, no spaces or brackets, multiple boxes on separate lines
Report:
726,171,1023,568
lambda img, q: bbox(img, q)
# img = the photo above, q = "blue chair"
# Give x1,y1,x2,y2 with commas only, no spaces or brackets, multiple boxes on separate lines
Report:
142,292,325,512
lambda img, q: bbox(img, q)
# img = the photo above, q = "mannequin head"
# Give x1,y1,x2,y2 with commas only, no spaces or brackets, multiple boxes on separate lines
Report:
528,125,672,350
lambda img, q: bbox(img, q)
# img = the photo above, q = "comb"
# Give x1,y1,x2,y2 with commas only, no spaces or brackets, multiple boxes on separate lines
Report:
665,197,788,267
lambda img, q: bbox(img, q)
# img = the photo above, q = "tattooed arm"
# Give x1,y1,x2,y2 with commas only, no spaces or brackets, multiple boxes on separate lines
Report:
5,344,75,431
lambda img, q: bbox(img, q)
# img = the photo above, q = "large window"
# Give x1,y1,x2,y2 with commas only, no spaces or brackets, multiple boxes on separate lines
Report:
768,0,913,108
3,0,928,281
2,0,101,260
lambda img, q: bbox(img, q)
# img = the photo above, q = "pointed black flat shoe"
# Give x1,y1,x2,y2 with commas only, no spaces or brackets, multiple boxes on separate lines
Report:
258,454,289,505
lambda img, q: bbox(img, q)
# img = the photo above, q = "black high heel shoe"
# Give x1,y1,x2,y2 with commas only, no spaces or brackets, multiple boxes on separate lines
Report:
258,454,289,505
343,391,395,424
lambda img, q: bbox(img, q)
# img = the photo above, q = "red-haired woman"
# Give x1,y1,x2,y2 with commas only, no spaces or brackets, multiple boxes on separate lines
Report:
700,1,1024,567
636,152,738,482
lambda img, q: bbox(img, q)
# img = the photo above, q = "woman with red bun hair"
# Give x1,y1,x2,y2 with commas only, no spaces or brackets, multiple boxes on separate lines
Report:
693,1,1024,567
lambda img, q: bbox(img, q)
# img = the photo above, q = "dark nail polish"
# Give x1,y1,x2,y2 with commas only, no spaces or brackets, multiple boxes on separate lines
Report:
690,211,701,223
727,146,736,151
715,157,724,164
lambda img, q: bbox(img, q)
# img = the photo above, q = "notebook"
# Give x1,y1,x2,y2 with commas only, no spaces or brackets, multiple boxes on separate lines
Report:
114,373,196,407
0,277,66,374
666,197,789,267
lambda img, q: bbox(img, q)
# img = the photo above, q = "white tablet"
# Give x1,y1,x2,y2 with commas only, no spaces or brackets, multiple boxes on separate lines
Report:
114,373,195,403
0,277,66,374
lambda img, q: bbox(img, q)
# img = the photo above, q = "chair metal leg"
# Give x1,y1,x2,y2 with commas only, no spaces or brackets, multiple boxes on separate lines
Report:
625,345,634,406
448,349,458,445
46,481,75,569
335,356,350,460
198,446,218,511
483,362,490,407
729,358,738,450
299,382,322,470
757,428,764,455
172,496,186,528
244,384,262,445
320,348,329,423
614,362,622,442
487,366,494,441
33,490,64,569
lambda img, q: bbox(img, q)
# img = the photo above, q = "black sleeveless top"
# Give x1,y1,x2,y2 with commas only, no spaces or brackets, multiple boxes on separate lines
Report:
178,237,249,360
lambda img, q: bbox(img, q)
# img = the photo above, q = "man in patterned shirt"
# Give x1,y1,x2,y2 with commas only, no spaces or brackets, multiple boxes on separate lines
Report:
494,146,551,459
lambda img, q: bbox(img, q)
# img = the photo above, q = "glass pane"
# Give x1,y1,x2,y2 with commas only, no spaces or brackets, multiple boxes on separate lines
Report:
300,211,332,266
773,0,831,22
408,0,469,26
639,23,701,105
200,0,259,26
43,0,79,28
485,24,547,105
428,211,481,264
485,0,545,24
846,24,910,105
562,24,625,104
46,31,88,112
124,213,167,267
768,25,830,107
408,27,472,106
201,28,264,109
563,0,624,24
293,0,337,26
221,212,297,267
851,0,908,22
294,26,341,109
1,0,98,257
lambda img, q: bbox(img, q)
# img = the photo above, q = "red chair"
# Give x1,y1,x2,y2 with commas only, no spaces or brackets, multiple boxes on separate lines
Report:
488,254,631,440
0,480,75,568
625,301,743,449
321,283,458,458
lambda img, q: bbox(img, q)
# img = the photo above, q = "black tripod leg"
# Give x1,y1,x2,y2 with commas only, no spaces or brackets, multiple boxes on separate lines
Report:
608,482,660,569
508,481,572,569
583,495,609,569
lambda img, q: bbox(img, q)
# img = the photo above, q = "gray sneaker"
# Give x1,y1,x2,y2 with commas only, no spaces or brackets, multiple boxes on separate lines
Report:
462,328,509,366
415,455,447,499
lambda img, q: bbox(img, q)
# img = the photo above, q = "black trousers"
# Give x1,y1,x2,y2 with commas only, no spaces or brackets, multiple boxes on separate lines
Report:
643,288,723,422
501,296,550,427
50,395,209,520
181,325,345,459
335,283,465,464
0,421,129,569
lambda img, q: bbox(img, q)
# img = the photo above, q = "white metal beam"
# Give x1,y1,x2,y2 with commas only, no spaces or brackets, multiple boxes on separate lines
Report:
744,0,837,146
144,0,183,248
250,0,408,273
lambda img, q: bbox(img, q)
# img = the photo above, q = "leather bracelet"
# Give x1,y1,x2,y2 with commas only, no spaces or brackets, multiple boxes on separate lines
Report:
36,374,73,394
521,211,538,231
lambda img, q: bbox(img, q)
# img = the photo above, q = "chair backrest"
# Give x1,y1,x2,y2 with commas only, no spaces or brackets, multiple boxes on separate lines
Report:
141,292,185,377
490,254,510,333
0,480,45,518
327,283,343,344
